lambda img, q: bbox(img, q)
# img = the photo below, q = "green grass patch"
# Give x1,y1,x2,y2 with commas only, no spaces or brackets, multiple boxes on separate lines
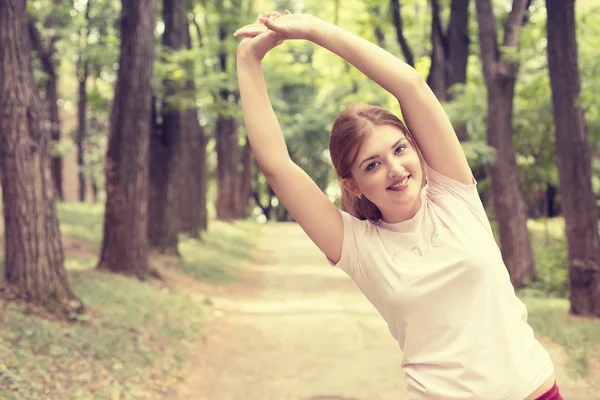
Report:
526,218,569,298
0,202,262,399
179,220,261,283
57,202,105,244
520,295,600,377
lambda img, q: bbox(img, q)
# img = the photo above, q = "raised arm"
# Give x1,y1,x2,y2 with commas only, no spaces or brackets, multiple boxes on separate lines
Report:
236,18,344,264
258,14,473,184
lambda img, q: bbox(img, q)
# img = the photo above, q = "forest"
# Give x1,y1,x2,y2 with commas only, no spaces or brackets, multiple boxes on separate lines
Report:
1,0,600,398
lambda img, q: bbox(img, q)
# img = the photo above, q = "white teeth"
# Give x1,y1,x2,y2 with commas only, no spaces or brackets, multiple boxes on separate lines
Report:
389,176,409,189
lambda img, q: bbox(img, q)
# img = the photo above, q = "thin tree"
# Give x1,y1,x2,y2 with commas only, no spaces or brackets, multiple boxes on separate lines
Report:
76,0,92,202
546,0,600,316
474,0,535,288
427,0,470,140
28,0,65,200
0,0,83,316
214,0,242,221
98,0,157,277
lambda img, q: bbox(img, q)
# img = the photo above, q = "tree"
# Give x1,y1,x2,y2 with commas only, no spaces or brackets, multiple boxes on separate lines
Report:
214,0,242,221
28,0,67,200
98,0,157,277
76,0,92,202
546,0,600,316
390,0,415,67
474,0,535,288
0,0,83,316
428,0,470,140
150,0,193,253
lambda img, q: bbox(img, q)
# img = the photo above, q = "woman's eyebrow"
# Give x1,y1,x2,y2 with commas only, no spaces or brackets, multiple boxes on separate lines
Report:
358,138,406,168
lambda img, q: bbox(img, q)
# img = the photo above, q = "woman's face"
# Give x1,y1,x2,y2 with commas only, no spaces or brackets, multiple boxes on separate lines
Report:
342,124,424,223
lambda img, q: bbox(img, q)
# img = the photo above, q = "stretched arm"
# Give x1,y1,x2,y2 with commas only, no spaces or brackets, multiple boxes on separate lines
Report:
237,54,290,172
259,15,473,184
236,19,344,264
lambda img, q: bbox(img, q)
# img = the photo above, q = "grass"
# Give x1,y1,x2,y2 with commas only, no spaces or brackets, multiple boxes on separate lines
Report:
522,296,600,377
0,201,262,400
517,217,600,377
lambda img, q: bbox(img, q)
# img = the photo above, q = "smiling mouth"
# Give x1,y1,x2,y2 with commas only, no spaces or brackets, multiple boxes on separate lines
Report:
387,175,410,191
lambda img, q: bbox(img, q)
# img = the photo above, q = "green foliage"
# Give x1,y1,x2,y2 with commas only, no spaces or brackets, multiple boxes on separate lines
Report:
526,218,569,298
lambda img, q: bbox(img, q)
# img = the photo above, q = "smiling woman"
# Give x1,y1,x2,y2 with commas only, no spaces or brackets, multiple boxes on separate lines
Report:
329,104,427,224
235,10,561,400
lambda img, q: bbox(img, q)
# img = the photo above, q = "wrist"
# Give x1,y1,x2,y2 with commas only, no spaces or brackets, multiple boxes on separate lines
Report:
306,18,332,43
236,49,263,67
304,17,328,43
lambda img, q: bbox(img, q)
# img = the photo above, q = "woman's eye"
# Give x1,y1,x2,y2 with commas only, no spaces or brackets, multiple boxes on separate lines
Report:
395,145,406,154
366,162,379,171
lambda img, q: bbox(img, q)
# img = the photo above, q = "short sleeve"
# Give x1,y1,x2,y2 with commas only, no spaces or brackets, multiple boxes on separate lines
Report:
425,164,492,233
327,210,366,279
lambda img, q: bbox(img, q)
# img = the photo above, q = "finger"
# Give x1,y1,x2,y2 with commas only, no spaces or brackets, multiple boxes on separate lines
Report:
285,10,291,14
234,22,269,37
259,16,284,33
262,11,281,19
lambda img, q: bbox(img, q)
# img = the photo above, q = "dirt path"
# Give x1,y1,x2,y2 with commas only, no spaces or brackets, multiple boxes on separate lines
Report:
171,223,599,400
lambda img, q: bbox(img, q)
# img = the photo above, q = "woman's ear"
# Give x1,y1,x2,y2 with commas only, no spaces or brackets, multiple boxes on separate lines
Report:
341,178,361,197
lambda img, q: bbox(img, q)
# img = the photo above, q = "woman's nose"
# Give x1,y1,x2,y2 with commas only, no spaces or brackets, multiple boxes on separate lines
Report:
388,161,406,179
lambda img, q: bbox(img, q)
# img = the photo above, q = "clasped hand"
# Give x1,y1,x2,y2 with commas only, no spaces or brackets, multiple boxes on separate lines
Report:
234,10,319,61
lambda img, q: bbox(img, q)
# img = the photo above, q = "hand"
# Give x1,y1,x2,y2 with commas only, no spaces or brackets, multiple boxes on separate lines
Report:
234,11,320,42
235,11,287,61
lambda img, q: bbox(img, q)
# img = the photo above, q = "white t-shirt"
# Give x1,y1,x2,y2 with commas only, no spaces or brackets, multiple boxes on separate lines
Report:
331,165,554,400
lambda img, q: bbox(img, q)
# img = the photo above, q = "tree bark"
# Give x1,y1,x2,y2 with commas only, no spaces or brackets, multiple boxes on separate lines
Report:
427,0,470,139
179,18,208,236
546,0,600,316
390,0,415,67
28,19,63,200
236,137,253,218
427,0,447,101
475,0,535,288
0,0,83,316
76,0,91,202
444,0,470,141
372,5,386,49
215,7,240,221
149,0,188,254
215,113,240,221
98,0,157,277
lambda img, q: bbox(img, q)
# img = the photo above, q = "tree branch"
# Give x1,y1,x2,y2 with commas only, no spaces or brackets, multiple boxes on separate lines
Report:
390,0,414,67
503,0,529,47
474,0,500,79
430,0,449,55
28,20,54,76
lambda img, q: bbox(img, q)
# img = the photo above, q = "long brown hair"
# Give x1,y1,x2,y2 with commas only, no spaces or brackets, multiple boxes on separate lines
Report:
329,103,426,222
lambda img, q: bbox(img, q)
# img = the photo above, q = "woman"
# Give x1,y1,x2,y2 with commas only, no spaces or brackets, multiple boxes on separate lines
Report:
234,10,562,400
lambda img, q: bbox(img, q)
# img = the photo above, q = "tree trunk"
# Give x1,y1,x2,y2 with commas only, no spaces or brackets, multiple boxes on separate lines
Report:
0,0,83,316
445,0,470,141
215,114,240,220
76,0,91,202
546,0,600,316
372,6,386,49
427,0,447,101
28,21,63,200
148,0,190,254
98,0,157,277
390,0,414,67
475,0,535,288
236,137,253,218
179,18,208,237
148,94,180,254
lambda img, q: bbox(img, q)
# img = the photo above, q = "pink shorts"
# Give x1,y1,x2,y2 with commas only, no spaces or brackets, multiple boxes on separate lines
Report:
536,381,563,400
